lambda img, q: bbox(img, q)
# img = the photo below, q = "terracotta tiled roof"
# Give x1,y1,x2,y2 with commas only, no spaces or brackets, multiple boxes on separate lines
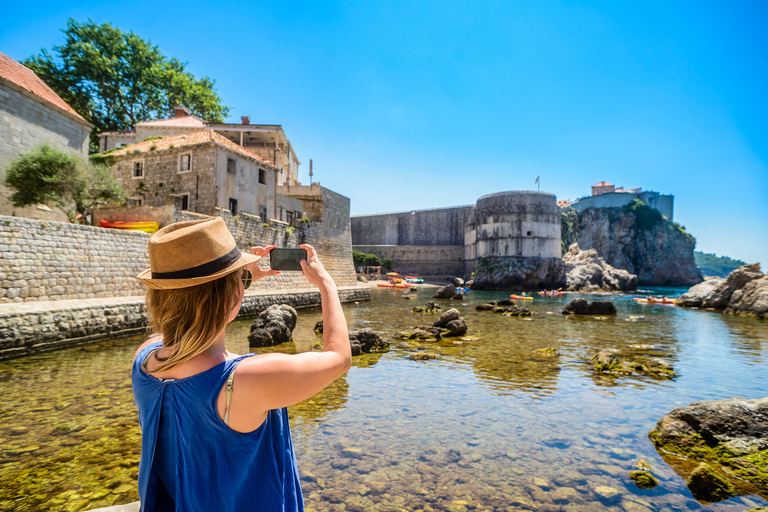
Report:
103,130,274,167
135,116,207,128
0,51,87,123
593,181,613,187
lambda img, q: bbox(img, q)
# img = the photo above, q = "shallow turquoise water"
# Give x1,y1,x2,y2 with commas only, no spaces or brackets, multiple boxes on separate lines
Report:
1,286,767,511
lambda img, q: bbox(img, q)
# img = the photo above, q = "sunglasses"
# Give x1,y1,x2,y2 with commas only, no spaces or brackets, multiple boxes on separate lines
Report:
241,269,253,290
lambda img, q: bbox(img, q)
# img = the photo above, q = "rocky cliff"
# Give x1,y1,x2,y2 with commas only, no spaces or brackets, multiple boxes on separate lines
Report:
561,200,702,286
677,263,767,318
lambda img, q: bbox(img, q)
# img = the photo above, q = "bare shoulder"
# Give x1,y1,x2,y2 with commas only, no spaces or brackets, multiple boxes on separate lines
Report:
133,335,163,361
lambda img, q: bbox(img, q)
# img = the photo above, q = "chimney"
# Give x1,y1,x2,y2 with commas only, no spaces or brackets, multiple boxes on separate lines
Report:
241,116,250,125
173,105,190,118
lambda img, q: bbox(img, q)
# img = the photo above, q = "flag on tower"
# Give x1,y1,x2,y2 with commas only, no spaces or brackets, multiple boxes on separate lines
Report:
535,175,540,184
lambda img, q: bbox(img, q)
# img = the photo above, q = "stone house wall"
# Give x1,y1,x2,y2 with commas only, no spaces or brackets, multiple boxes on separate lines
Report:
0,81,91,219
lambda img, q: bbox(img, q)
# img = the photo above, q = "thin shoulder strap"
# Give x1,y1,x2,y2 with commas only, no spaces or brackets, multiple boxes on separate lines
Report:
223,366,236,425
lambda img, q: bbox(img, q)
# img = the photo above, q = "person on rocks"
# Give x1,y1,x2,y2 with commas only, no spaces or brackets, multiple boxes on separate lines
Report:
131,218,350,511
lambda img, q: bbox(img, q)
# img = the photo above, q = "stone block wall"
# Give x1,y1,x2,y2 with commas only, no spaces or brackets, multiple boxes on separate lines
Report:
351,205,474,246
0,82,91,218
353,245,465,277
0,216,150,303
0,184,359,304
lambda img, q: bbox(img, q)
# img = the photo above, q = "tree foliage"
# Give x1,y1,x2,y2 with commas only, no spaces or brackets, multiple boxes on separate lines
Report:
4,144,125,222
353,251,382,267
25,18,230,150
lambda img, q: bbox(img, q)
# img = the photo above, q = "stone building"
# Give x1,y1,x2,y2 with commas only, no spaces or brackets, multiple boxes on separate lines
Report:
351,191,561,278
102,130,297,221
0,51,92,221
98,108,301,186
569,188,674,221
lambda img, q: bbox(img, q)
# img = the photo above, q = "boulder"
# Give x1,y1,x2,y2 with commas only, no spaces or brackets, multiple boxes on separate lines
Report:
448,277,465,287
563,243,637,292
314,320,323,334
677,278,724,307
356,274,368,283
443,318,467,337
650,397,768,492
678,264,767,318
629,471,658,489
725,275,768,318
562,298,617,315
433,284,455,299
248,304,298,347
348,328,389,356
591,350,621,372
398,326,442,341
451,293,463,300
433,308,461,328
412,301,441,313
475,303,495,311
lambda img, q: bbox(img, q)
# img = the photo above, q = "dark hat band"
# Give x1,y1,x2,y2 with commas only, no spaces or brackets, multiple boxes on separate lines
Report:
151,245,242,279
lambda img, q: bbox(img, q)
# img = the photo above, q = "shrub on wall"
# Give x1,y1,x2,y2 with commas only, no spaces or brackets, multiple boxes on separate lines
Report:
353,251,382,267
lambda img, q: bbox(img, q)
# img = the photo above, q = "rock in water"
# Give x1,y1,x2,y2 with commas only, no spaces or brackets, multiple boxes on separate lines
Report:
433,308,461,327
433,284,455,299
563,243,637,292
629,470,658,489
676,278,724,308
348,328,389,356
248,304,298,347
562,298,617,315
686,463,735,503
431,308,468,337
650,397,768,493
678,263,768,318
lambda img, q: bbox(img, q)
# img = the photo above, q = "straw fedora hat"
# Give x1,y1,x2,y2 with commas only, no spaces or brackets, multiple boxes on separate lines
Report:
137,217,260,290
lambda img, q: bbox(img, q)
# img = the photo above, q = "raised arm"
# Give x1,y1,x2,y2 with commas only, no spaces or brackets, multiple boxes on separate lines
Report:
227,245,351,427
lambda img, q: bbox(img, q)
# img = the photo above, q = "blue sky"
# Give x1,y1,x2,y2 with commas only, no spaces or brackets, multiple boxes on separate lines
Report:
2,0,766,267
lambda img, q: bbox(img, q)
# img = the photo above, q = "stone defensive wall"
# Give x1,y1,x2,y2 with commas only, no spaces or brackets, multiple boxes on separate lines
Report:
351,191,561,279
353,245,465,277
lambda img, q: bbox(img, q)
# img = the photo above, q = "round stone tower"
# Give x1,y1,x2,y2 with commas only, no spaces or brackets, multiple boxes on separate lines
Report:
472,191,561,259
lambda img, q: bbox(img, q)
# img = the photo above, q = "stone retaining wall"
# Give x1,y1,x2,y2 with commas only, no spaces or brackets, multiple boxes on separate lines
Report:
1,208,358,303
0,286,370,360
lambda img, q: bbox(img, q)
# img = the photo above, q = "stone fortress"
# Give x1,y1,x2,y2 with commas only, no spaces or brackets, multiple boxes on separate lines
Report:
352,191,561,279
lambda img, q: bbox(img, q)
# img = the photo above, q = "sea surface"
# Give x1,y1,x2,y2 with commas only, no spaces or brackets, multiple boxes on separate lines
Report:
1,286,768,511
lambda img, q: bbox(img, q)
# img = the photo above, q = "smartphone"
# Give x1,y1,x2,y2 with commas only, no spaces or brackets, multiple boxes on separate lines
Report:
270,248,307,271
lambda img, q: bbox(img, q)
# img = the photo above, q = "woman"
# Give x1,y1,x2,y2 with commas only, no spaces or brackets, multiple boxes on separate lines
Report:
131,218,350,511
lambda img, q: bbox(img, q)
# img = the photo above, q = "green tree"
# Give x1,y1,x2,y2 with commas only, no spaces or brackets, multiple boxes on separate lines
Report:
4,144,125,222
25,18,230,151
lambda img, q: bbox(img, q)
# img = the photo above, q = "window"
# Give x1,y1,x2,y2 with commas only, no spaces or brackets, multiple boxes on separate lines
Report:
176,194,189,211
128,197,143,207
527,231,532,236
259,204,267,223
179,154,192,173
229,198,238,216
258,168,266,185
227,158,236,175
286,211,293,225
132,160,144,179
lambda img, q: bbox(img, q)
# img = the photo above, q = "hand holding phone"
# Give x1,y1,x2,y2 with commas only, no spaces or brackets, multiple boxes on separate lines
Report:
269,248,308,271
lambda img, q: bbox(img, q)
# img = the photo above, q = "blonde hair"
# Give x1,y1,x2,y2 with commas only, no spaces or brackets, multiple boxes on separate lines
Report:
145,271,241,373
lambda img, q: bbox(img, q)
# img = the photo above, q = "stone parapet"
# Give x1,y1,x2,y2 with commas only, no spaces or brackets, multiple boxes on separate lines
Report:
0,285,370,361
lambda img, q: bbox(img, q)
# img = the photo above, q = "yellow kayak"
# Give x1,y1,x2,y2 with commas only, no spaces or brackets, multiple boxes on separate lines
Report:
510,295,533,301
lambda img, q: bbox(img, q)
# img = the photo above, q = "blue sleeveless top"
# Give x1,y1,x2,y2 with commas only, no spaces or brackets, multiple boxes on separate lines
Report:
131,342,304,511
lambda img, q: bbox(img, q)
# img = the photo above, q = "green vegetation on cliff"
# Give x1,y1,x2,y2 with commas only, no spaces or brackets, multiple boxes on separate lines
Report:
694,251,747,278
353,251,382,267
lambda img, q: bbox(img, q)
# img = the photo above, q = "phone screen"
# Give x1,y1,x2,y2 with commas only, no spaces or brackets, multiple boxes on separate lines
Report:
269,248,307,271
